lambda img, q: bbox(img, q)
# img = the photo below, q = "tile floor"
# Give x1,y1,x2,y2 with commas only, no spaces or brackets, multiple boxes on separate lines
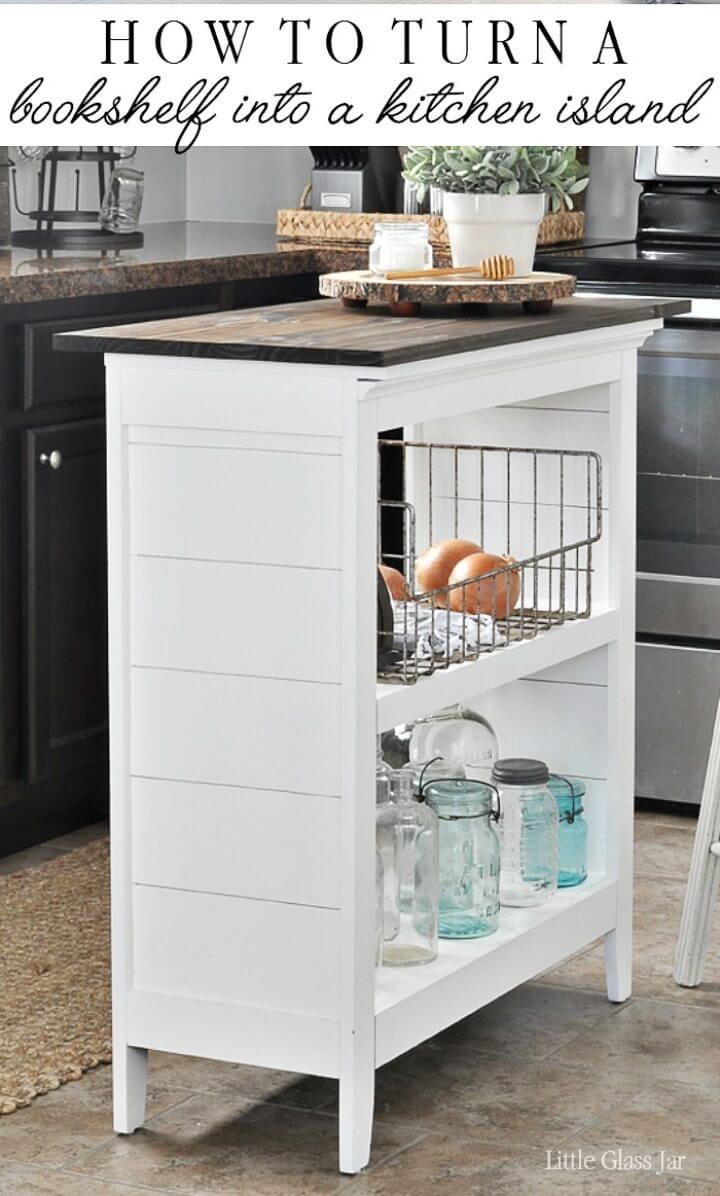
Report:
1,807,718,1194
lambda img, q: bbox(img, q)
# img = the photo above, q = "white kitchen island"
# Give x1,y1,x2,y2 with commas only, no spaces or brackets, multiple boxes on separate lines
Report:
59,294,686,1174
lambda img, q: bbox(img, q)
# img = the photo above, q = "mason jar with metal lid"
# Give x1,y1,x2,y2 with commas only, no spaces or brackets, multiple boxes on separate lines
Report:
492,758,558,907
548,775,588,888
423,778,500,939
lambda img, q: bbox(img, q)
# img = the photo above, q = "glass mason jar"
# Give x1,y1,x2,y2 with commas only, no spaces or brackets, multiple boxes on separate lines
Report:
424,779,501,940
409,704,498,783
369,222,433,276
402,755,466,797
493,758,558,907
376,771,438,966
548,776,588,888
100,167,145,234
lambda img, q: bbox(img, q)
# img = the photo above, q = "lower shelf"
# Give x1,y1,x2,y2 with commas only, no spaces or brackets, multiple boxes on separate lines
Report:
375,875,617,1067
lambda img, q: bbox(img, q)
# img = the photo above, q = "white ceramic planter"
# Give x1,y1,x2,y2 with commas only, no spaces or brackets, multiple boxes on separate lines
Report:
442,192,546,274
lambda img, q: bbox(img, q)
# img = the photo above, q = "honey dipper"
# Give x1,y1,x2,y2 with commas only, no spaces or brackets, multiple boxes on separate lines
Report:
384,255,516,282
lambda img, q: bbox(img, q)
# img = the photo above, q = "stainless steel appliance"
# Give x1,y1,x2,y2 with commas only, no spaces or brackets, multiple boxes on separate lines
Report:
309,147,400,213
538,147,720,804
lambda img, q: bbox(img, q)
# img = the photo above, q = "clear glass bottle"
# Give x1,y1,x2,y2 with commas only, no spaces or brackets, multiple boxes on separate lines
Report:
409,704,498,783
424,779,501,940
376,771,438,966
493,758,558,907
548,776,588,888
376,775,399,942
377,734,392,777
375,848,384,966
369,222,433,275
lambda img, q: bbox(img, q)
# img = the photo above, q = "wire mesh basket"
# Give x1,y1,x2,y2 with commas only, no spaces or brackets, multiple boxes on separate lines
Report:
378,439,603,684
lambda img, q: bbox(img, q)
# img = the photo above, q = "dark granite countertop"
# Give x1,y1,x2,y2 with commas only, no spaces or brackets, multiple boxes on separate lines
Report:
56,296,690,369
0,221,365,307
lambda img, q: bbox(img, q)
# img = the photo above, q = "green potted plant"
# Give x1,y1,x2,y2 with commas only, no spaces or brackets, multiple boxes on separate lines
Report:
402,147,588,273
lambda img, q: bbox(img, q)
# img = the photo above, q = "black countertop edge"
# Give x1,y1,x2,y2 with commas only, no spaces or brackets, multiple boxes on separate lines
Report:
55,299,691,370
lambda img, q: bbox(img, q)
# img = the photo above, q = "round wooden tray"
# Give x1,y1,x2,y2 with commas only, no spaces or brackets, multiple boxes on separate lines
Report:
319,269,576,317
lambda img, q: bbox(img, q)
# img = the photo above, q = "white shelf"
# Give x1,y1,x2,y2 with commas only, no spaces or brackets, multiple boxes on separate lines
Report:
377,608,619,733
375,875,617,1067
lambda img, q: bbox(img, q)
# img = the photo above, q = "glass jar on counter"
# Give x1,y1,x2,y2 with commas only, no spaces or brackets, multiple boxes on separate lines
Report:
376,771,438,966
492,758,558,907
548,776,588,888
423,779,500,940
409,704,498,783
369,222,432,276
100,166,145,234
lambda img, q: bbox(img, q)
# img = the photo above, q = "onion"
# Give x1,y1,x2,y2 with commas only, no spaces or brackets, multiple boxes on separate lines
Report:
447,551,521,619
415,539,481,604
379,564,409,602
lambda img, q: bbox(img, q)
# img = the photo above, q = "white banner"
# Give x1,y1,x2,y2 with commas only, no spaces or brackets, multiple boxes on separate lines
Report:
0,5,717,149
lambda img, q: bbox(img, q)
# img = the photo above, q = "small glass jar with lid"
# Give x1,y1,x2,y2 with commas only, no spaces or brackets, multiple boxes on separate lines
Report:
423,779,501,940
492,758,558,908
369,222,433,276
409,704,498,783
376,771,438,966
548,776,588,888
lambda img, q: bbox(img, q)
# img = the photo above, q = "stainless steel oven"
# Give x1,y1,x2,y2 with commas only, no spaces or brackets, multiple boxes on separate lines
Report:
636,317,720,803
537,146,720,804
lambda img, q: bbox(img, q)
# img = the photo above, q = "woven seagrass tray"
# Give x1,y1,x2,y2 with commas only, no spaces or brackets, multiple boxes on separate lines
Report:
276,208,584,250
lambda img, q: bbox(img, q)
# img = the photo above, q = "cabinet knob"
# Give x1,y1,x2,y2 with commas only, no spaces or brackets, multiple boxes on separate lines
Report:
38,450,63,470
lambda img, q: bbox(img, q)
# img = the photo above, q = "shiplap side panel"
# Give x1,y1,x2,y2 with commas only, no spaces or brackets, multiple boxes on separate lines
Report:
131,778,341,908
131,669,340,796
118,360,345,437
132,886,340,1019
129,443,341,568
129,427,341,455
131,556,341,683
128,991,340,1078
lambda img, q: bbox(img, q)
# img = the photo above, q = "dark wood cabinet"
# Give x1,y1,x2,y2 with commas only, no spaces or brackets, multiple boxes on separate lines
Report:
25,419,108,782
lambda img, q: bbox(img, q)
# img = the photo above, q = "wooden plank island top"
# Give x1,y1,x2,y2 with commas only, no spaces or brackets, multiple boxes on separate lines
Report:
55,296,690,369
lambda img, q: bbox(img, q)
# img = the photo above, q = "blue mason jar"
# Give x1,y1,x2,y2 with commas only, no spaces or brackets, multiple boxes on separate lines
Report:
423,779,500,939
548,776,588,887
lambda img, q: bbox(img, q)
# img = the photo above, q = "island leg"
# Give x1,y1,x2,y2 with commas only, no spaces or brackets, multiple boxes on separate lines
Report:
338,397,378,1174
113,1044,148,1133
604,355,637,1004
339,1063,375,1174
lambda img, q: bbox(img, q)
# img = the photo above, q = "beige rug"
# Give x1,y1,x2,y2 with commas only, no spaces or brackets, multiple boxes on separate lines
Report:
0,838,111,1113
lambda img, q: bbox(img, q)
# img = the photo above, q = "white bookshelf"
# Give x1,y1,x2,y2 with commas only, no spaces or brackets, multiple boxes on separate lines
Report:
100,313,660,1174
